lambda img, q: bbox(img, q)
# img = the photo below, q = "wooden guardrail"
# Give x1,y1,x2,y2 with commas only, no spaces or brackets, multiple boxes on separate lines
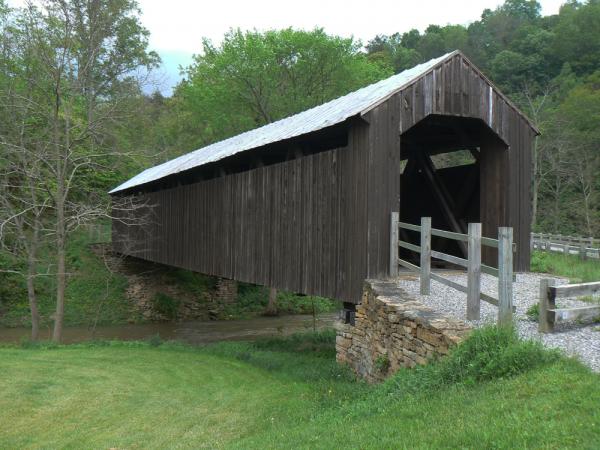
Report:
538,279,600,332
390,214,514,325
531,233,600,260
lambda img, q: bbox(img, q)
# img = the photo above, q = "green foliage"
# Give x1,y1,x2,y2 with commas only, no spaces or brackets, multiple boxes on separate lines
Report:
553,0,600,75
0,252,27,309
0,230,132,328
220,282,339,319
387,326,559,393
526,303,540,321
166,269,216,297
375,354,391,373
151,293,180,319
174,28,391,150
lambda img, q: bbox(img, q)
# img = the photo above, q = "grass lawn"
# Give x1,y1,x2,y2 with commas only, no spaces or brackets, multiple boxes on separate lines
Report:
531,250,600,283
1,329,599,449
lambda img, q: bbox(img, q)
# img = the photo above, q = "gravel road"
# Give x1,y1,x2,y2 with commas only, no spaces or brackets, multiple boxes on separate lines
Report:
396,272,600,372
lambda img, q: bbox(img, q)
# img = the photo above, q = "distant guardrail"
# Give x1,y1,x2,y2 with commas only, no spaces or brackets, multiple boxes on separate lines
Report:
531,233,599,259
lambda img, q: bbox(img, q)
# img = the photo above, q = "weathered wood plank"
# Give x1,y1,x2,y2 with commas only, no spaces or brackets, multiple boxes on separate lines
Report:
430,250,467,267
430,272,467,294
399,221,421,232
399,240,421,253
498,227,513,325
551,306,600,323
420,217,431,295
399,258,420,273
553,282,600,298
390,212,399,277
467,222,481,320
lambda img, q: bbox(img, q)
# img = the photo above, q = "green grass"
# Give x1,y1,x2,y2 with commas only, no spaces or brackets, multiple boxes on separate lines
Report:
0,231,132,329
531,250,600,283
1,327,598,449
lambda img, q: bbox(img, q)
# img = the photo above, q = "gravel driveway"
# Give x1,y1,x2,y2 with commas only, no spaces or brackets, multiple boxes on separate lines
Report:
396,272,600,372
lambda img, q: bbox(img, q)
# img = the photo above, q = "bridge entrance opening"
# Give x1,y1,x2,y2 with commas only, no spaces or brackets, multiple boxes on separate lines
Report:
399,115,508,267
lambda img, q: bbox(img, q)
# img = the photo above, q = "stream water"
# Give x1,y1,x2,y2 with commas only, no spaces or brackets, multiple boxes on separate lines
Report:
0,313,338,345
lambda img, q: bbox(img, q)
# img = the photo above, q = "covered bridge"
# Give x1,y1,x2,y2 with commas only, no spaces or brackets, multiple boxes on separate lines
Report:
110,51,538,304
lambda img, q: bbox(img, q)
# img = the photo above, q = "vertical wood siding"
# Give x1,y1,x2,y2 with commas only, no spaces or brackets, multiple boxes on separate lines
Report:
113,129,369,303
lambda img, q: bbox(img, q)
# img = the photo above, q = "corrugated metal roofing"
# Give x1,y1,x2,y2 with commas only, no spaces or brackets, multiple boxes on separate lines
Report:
110,52,456,194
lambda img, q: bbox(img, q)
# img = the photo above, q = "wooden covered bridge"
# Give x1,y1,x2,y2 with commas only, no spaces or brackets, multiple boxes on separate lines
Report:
110,51,538,305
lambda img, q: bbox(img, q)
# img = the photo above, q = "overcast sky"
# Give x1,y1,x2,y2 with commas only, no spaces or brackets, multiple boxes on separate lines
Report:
9,0,566,94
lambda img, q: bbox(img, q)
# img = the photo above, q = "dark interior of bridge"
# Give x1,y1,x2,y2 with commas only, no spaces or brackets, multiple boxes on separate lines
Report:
399,115,499,266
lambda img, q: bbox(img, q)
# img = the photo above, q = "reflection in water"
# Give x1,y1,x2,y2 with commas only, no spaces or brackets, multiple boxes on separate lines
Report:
0,313,338,345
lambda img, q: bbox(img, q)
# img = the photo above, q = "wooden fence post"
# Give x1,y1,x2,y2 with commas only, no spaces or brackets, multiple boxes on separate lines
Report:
498,227,513,325
390,212,399,277
539,278,556,333
530,232,534,253
420,217,431,295
467,222,481,320
580,243,587,261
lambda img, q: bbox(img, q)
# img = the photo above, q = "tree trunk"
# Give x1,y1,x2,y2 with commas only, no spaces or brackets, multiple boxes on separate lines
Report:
26,226,40,341
52,96,67,343
265,287,278,316
52,191,66,343
532,159,539,228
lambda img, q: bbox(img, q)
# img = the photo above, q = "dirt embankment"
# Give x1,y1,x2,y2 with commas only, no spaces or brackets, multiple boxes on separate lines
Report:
91,244,217,322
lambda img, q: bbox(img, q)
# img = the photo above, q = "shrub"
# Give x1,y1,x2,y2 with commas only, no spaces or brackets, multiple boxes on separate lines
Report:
375,354,390,373
151,292,180,319
526,303,539,321
146,333,163,347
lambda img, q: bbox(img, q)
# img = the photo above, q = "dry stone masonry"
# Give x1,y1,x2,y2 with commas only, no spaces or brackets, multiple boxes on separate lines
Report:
336,279,471,382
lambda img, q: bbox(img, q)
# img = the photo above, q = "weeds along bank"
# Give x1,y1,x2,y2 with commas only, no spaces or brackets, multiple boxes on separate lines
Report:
0,231,338,329
1,328,598,449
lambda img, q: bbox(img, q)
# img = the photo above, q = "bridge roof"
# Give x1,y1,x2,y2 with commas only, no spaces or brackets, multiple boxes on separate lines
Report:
110,52,458,194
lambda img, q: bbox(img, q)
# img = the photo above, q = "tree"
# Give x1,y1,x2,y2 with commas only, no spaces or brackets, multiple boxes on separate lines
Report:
0,2,53,340
0,0,158,342
553,0,600,76
175,28,391,148
555,71,600,235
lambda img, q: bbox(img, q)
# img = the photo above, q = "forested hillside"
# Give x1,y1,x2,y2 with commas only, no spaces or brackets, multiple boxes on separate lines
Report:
1,0,599,338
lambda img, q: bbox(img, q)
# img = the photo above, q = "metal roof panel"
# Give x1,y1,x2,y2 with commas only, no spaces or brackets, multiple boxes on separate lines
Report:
110,52,455,194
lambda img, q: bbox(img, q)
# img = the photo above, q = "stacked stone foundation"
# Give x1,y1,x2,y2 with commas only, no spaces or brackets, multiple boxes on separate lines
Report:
336,279,471,382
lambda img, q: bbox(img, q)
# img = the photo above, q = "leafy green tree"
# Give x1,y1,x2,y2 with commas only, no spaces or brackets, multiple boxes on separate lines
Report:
0,0,158,341
553,0,600,75
366,33,420,73
175,28,391,148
